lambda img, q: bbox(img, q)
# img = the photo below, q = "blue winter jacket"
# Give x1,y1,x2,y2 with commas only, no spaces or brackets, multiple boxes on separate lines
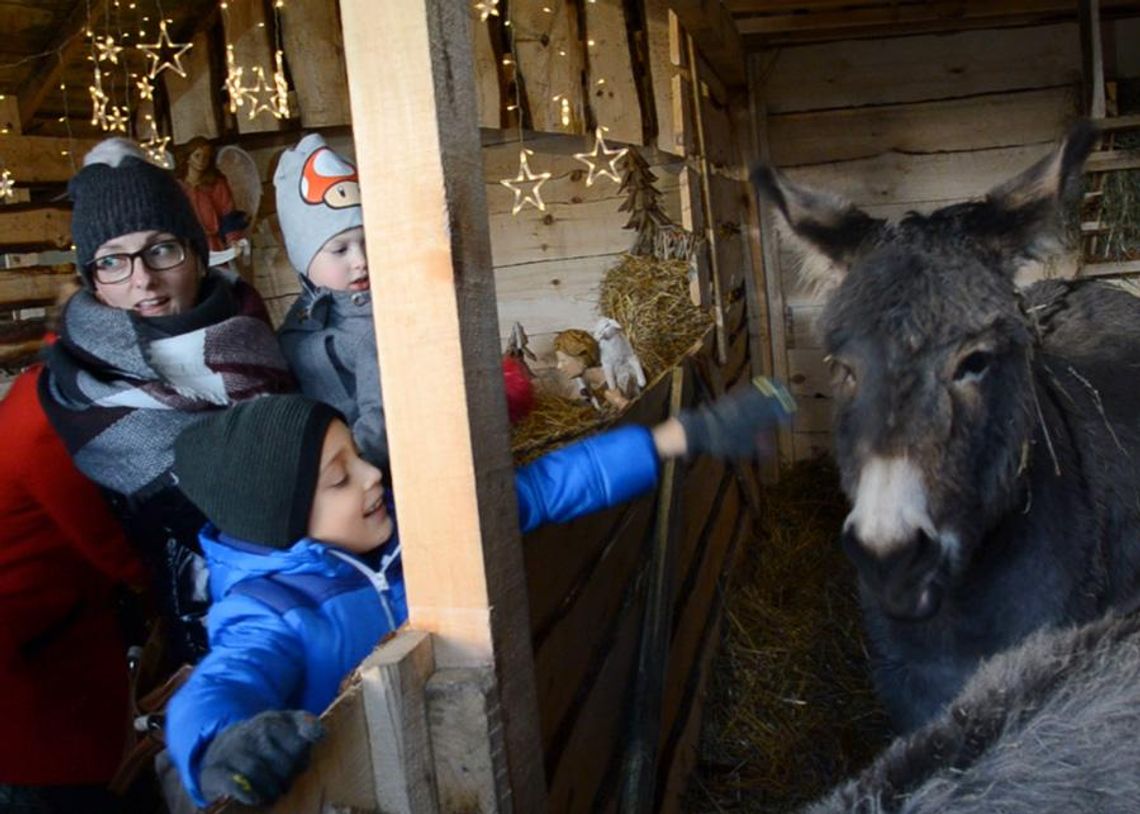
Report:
166,424,660,805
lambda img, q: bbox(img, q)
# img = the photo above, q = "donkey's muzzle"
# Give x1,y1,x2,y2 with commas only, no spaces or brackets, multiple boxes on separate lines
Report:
842,527,945,621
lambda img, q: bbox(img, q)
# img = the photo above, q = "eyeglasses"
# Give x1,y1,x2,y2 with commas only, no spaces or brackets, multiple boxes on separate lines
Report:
88,239,188,285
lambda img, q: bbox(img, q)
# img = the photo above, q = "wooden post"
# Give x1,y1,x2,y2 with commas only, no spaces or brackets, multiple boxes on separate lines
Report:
619,366,685,813
223,0,285,134
747,54,793,467
1079,0,1106,119
280,0,352,127
685,35,729,366
338,1,547,811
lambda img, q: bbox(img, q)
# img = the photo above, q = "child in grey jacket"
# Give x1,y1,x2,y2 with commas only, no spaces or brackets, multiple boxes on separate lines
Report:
275,134,388,467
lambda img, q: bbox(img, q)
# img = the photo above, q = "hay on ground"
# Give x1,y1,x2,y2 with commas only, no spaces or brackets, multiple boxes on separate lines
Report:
684,457,893,813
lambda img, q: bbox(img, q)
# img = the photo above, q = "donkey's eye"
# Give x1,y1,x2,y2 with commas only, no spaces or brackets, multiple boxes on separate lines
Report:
954,350,992,382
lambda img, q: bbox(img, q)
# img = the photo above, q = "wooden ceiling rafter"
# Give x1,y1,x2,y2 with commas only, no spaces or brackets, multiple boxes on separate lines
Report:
16,0,111,132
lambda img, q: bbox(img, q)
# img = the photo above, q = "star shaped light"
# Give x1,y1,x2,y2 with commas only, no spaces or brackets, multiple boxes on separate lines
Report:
242,66,277,120
94,34,124,64
136,74,154,101
138,19,192,79
574,127,629,187
500,149,551,215
223,45,247,113
272,50,290,118
0,170,15,200
104,105,129,133
474,0,500,21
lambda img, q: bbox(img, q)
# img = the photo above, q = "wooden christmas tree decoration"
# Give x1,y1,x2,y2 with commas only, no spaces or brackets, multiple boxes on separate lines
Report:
618,149,673,256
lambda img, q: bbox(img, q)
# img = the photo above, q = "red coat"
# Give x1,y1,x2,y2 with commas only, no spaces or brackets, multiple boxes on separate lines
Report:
0,366,147,785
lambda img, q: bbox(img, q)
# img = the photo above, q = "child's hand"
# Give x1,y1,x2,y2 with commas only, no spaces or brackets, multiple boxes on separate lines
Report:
198,709,324,806
677,376,796,459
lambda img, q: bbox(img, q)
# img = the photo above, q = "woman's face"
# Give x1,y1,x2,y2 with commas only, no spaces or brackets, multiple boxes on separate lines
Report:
92,230,201,317
188,145,212,172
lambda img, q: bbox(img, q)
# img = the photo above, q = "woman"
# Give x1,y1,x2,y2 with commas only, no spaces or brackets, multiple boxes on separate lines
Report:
175,136,246,253
38,138,294,663
0,363,148,814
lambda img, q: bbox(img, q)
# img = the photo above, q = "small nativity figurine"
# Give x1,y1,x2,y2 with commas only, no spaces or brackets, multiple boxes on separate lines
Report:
553,328,632,411
593,317,646,401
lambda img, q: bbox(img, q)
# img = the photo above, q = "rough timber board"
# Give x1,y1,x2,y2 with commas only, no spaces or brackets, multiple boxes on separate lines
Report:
645,0,680,155
532,494,655,745
280,0,351,127
755,23,1081,114
224,0,284,134
338,1,545,809
584,0,643,145
0,207,71,250
165,29,219,144
546,591,647,813
472,5,501,129
768,86,1079,167
514,2,587,134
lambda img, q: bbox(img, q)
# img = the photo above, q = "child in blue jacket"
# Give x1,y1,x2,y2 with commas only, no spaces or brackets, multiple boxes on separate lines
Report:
165,384,792,808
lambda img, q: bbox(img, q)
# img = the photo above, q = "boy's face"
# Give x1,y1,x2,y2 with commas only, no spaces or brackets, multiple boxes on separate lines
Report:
307,226,368,293
308,420,393,554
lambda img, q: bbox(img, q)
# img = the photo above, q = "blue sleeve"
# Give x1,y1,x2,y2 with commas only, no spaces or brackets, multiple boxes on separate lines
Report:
515,424,660,533
164,595,306,807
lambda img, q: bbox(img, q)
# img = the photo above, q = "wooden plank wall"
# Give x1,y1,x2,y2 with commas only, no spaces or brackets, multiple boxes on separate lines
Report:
751,22,1093,460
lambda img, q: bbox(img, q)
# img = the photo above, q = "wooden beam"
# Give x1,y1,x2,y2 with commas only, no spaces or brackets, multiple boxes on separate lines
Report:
0,136,100,182
1080,0,1107,119
338,1,546,810
360,631,439,814
747,54,793,466
666,1,747,89
280,0,352,128
17,0,110,131
0,206,72,251
223,0,285,134
0,264,75,308
1086,148,1140,172
1081,259,1140,276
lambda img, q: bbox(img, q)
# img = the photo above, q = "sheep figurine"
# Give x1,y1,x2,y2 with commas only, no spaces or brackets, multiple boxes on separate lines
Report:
593,317,646,399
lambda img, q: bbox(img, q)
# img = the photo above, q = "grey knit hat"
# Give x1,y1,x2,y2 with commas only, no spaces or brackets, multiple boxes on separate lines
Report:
69,138,209,288
273,133,363,277
174,395,343,549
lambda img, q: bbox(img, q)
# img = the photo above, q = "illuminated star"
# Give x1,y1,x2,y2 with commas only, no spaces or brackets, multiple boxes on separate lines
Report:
573,127,629,187
243,66,277,120
0,170,15,200
94,34,124,64
500,149,551,215
223,46,247,113
138,19,192,79
474,0,499,21
136,74,154,101
104,105,129,133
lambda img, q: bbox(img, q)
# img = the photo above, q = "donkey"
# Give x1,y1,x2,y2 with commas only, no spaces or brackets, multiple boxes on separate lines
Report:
803,608,1140,814
753,121,1140,731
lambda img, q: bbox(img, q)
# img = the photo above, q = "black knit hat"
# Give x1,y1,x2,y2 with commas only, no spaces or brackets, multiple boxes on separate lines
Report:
174,396,343,549
69,150,209,288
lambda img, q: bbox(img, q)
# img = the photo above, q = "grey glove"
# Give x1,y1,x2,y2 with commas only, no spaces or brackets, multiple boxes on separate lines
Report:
678,376,795,459
199,709,325,806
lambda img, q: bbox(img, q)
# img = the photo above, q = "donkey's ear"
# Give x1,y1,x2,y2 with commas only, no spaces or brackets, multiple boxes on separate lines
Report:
978,120,1097,267
752,165,884,288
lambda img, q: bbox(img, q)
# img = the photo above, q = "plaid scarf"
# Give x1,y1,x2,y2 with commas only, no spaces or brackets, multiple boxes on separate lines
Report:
40,270,295,499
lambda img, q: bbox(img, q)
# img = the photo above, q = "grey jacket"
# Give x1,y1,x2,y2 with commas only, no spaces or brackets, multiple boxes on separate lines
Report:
278,284,388,468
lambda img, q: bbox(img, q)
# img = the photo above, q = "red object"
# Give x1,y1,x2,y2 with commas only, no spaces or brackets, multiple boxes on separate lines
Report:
502,356,535,424
179,175,240,251
0,366,147,785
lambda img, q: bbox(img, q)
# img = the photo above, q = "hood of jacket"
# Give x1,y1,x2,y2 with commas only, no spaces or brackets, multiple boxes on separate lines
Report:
199,523,351,598
282,281,373,334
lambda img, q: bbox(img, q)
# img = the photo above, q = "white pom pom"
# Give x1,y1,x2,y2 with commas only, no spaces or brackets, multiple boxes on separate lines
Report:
83,137,149,168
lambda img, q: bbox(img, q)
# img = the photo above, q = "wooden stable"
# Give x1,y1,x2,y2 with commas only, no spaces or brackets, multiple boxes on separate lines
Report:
1,1,1139,812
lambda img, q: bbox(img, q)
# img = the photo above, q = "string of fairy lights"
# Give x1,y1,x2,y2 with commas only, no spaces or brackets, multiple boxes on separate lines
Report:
488,0,630,216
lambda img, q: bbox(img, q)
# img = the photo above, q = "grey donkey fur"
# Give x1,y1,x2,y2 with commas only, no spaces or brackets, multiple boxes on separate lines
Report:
803,609,1140,814
753,121,1140,731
